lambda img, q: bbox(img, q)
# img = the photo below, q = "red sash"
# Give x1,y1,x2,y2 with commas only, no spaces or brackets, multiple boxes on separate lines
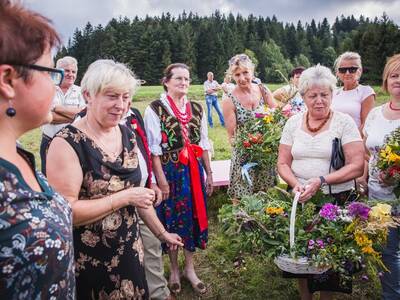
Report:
167,95,208,231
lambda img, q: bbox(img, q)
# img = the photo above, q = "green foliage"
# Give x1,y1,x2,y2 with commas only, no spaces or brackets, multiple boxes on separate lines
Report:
64,13,400,85
262,40,294,83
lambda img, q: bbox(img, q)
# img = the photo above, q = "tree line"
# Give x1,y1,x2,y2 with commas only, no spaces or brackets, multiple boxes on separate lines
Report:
59,11,400,85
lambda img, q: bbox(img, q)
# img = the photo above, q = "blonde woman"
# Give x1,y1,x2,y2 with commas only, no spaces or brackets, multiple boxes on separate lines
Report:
332,51,375,131
363,54,400,299
222,54,277,200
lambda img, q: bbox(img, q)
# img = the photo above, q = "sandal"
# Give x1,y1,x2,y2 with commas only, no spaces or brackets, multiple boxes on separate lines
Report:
190,281,207,295
168,279,181,295
183,273,207,295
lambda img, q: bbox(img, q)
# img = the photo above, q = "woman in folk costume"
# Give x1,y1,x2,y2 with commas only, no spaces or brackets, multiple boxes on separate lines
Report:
144,63,213,295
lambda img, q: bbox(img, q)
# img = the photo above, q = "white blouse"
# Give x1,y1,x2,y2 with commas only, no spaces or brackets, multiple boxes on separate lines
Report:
364,105,400,201
331,84,375,127
144,93,211,155
280,111,362,194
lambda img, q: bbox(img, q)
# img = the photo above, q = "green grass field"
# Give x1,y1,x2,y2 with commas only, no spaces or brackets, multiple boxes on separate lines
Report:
19,84,386,299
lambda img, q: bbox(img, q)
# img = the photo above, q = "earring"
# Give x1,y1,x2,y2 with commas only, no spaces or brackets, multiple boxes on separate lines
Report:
6,100,16,117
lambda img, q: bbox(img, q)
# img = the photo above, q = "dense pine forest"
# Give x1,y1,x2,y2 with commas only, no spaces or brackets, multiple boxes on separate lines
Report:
60,11,400,85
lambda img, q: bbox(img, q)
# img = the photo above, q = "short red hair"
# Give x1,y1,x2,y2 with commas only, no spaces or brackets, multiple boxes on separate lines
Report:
0,0,61,80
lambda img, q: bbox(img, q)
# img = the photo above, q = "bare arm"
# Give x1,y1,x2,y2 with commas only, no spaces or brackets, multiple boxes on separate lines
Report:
277,144,300,188
272,87,288,103
152,155,170,201
221,95,237,145
201,150,213,196
51,105,83,124
137,207,183,248
259,84,277,109
359,95,375,132
300,141,365,202
47,137,155,226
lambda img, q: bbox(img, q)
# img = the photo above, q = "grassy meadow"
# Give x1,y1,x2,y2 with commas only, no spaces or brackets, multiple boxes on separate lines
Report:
20,84,387,299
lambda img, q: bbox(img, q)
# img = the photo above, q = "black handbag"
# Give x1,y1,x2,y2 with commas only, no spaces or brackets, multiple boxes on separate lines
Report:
328,137,357,197
330,137,345,170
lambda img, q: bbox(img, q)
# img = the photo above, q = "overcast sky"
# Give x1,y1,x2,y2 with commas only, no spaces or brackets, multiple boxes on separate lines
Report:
25,0,400,44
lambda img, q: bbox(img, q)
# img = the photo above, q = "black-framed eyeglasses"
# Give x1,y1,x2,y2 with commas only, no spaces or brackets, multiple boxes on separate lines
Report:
338,67,358,74
229,54,250,66
10,63,64,85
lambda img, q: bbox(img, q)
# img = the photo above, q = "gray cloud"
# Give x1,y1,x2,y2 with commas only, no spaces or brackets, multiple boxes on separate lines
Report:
23,0,400,43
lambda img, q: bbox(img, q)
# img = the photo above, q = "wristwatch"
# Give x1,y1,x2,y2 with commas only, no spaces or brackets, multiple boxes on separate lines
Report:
319,176,328,188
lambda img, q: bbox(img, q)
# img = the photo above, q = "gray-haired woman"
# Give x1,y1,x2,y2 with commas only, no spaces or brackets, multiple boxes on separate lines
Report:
277,64,364,299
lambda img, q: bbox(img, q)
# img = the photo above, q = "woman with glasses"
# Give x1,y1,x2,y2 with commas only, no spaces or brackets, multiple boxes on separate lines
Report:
0,2,75,299
332,52,375,131
144,63,213,296
332,52,376,194
221,54,277,201
46,60,183,299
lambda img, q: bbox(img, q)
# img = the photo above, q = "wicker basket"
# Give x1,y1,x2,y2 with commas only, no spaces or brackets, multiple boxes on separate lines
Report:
274,192,330,274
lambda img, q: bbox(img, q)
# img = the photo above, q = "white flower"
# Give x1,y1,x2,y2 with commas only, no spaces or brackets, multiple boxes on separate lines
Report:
31,217,40,224
54,240,62,248
2,264,14,274
57,250,65,261
33,246,44,255
23,212,32,219
45,239,55,248
49,284,58,294
8,192,16,200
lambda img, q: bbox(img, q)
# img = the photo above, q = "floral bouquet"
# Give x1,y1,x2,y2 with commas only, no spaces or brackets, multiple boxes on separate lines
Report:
219,187,399,279
375,127,400,197
233,108,286,186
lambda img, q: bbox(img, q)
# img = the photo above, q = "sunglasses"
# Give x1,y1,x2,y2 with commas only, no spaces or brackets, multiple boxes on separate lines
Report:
338,67,358,74
10,63,65,85
229,54,250,66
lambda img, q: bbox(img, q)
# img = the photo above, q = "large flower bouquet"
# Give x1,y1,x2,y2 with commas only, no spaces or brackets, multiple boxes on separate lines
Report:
233,108,286,184
219,187,399,278
375,127,400,197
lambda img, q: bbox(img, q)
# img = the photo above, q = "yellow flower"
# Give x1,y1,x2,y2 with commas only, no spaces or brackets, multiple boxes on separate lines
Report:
362,245,378,255
263,115,274,124
266,207,284,215
369,203,392,222
388,152,400,163
380,145,392,160
355,232,371,247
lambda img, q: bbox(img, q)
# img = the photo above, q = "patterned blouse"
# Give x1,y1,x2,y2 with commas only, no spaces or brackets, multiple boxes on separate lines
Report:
0,148,75,299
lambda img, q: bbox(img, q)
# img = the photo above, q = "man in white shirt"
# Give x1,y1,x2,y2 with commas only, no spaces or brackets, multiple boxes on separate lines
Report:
40,56,85,174
203,72,225,128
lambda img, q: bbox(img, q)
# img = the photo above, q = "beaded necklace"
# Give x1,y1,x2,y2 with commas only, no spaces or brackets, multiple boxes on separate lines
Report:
306,111,331,133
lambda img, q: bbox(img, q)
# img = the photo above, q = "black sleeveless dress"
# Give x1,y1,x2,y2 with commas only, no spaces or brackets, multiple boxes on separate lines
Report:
56,124,149,299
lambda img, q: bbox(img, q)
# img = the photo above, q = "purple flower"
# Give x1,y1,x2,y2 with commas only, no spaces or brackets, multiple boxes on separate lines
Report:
254,113,266,118
316,239,325,249
319,203,339,221
308,239,315,250
378,272,384,278
361,275,369,281
347,202,371,221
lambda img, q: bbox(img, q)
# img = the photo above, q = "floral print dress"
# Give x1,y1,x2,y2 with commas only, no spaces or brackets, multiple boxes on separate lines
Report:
56,125,148,300
0,148,75,299
227,93,276,199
